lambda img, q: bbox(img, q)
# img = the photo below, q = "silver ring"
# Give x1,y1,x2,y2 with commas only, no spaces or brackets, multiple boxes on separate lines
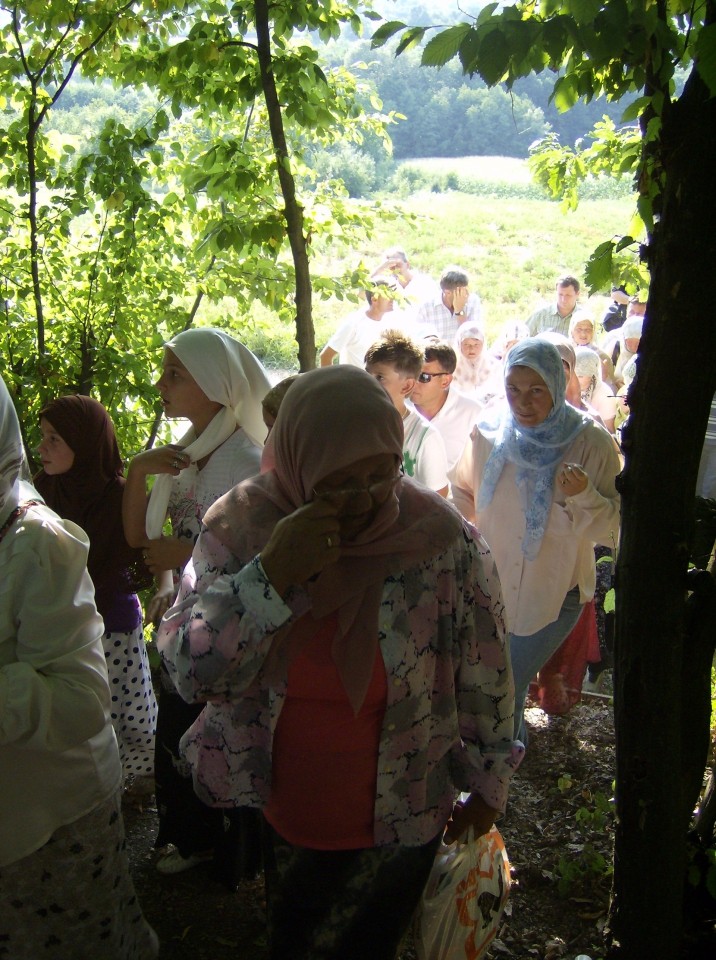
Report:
172,459,179,468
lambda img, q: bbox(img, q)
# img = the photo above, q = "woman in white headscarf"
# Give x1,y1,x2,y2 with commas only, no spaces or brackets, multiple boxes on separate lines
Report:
574,345,618,434
0,375,158,959
452,320,498,401
122,326,270,880
451,338,621,741
613,314,643,388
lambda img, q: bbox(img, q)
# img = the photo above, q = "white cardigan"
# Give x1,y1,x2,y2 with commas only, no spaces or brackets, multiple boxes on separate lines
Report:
0,502,120,867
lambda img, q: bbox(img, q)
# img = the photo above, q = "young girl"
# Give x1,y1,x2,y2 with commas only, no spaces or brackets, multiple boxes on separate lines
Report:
122,327,270,882
35,395,157,783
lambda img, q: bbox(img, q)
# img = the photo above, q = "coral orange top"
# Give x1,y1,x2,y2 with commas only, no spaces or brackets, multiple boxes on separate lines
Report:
263,613,387,849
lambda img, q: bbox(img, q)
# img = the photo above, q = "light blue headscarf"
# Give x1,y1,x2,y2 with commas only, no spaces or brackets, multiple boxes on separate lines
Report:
478,338,592,559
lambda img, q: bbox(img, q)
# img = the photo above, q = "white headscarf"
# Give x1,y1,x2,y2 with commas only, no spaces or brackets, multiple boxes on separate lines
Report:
574,346,601,380
0,375,24,526
454,321,493,391
621,316,644,342
145,328,271,538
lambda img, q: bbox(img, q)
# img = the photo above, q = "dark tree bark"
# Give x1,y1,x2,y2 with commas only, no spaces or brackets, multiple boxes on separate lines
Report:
254,0,316,371
606,55,716,958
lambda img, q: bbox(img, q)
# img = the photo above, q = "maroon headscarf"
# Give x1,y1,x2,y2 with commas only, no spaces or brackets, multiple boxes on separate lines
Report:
34,395,151,606
204,366,464,712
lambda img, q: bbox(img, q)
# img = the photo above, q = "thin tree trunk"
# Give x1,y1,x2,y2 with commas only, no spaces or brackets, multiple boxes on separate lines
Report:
606,58,716,958
254,0,316,371
26,101,45,358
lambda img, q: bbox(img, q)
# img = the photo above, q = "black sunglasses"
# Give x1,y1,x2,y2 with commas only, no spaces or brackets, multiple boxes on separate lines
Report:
417,371,448,383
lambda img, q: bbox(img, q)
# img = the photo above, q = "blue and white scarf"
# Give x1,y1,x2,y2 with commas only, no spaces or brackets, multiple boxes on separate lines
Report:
478,338,592,559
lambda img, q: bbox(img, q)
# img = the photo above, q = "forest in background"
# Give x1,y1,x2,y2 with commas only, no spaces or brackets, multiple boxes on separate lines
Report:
42,0,650,199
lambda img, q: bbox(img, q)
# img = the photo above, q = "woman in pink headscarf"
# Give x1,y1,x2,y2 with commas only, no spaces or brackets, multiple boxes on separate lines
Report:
157,366,523,960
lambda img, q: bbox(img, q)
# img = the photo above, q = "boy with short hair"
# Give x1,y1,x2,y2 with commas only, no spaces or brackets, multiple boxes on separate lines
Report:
365,330,449,497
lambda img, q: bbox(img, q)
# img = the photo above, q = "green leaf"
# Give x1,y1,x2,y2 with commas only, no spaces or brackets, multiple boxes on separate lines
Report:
370,21,406,49
421,24,471,68
696,23,716,97
476,29,510,86
553,75,579,112
620,96,650,123
584,239,615,293
615,234,635,252
395,27,428,57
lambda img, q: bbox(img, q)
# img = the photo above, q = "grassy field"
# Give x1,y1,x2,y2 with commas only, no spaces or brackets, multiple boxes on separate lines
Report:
203,157,638,371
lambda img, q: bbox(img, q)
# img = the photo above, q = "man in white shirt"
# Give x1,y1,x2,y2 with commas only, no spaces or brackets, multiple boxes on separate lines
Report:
526,275,581,337
410,341,482,471
320,275,399,368
364,330,448,496
371,247,438,320
415,265,482,342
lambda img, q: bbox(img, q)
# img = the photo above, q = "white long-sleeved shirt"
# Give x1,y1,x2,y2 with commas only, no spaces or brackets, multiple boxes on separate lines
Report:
450,422,620,636
0,503,120,867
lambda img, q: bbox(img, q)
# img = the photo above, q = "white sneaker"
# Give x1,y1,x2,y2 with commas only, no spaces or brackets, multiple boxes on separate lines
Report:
156,846,212,875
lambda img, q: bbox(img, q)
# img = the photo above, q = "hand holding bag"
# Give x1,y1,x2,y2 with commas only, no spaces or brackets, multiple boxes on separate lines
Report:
413,825,511,960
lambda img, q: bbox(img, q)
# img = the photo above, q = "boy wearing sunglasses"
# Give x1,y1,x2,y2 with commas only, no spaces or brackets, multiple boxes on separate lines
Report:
365,331,449,497
411,341,483,470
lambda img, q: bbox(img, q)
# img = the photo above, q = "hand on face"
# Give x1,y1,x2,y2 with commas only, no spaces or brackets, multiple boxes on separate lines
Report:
452,285,469,314
259,498,342,597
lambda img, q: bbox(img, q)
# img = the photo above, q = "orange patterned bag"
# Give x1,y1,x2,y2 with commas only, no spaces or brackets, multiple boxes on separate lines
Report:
413,825,510,960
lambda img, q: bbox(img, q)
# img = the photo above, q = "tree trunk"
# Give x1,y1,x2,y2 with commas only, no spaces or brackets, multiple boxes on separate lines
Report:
606,63,716,958
254,0,316,371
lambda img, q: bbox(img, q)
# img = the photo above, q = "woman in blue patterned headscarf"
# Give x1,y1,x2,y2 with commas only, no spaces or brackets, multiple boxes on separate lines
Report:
451,338,621,741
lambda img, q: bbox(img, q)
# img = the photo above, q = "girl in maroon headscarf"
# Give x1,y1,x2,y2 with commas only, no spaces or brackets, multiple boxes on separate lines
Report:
35,395,157,782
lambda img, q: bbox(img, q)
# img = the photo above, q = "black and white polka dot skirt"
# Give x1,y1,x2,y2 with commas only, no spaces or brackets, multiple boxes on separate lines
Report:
104,625,158,779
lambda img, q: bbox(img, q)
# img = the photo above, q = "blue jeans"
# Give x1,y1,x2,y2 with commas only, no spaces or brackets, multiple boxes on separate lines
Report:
509,587,584,742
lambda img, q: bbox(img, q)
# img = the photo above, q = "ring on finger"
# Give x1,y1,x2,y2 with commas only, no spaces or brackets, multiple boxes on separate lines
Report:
172,458,179,468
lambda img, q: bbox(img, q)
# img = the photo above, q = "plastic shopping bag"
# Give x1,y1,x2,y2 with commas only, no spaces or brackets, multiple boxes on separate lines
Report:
413,825,510,960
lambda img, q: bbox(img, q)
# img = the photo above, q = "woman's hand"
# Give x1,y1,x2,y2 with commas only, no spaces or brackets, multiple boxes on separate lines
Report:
145,587,175,626
558,462,588,497
260,498,342,596
128,444,190,478
443,793,500,844
142,536,192,575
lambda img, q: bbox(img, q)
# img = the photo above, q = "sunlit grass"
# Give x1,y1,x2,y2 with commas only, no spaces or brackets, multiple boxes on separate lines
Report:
199,160,637,369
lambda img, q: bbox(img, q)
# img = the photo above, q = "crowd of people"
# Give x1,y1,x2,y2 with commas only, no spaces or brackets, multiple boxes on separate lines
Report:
3,247,712,959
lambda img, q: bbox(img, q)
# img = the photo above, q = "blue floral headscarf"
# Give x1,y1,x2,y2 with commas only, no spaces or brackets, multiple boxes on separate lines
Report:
478,338,592,559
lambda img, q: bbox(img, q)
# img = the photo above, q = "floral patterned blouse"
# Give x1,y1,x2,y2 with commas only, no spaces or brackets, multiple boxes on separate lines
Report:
157,523,524,847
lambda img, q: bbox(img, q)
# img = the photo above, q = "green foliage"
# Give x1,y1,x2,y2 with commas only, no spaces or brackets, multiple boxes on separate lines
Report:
0,0,394,459
552,777,615,898
370,0,716,239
